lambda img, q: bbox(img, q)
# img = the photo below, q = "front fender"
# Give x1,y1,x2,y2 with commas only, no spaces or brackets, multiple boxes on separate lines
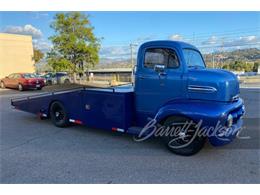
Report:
154,98,244,146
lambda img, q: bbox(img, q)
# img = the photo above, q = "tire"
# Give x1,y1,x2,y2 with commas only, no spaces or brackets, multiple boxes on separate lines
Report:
64,79,70,84
0,81,5,89
50,101,69,127
18,83,23,91
37,87,42,90
161,116,206,156
47,80,52,85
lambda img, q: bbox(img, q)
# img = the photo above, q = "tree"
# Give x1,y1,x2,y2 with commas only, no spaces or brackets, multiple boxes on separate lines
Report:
222,63,230,70
47,12,100,82
253,62,259,72
33,48,44,64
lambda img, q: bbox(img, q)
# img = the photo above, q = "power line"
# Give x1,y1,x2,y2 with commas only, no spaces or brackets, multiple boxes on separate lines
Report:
177,27,260,38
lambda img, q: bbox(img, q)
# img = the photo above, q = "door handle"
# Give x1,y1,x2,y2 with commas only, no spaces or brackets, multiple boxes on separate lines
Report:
159,72,167,76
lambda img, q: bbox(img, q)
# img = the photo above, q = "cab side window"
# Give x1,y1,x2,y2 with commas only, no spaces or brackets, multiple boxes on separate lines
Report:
144,48,179,69
8,74,15,78
14,74,21,79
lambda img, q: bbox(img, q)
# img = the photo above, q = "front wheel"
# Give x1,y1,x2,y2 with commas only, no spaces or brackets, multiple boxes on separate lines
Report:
47,80,52,85
0,81,5,89
50,101,69,127
162,116,206,156
18,83,23,91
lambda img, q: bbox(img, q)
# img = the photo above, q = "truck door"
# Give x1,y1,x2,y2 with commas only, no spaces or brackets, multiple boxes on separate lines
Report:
135,47,184,125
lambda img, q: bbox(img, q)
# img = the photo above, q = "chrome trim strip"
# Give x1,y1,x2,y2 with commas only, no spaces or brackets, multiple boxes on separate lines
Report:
53,88,83,95
188,85,217,93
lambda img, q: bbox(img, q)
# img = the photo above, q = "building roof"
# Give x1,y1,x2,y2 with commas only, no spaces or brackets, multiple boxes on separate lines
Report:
0,33,32,42
89,68,132,73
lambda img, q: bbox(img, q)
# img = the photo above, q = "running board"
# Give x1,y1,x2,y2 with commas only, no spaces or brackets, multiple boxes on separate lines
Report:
127,126,143,135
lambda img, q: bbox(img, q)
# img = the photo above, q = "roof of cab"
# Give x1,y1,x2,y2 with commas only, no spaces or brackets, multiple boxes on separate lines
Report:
139,40,199,51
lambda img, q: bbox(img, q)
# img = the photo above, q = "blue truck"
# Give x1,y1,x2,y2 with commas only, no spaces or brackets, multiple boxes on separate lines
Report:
11,40,245,156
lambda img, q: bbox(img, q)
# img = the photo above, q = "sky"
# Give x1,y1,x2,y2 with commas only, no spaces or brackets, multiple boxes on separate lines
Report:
0,11,259,59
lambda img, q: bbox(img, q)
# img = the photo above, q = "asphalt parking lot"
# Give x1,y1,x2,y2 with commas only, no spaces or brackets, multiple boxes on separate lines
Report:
0,87,259,183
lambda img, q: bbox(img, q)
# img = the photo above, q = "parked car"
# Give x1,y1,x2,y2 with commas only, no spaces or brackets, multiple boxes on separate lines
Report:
0,73,45,91
35,73,47,85
42,72,71,85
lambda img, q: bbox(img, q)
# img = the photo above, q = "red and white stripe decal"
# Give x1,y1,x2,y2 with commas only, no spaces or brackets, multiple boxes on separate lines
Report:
69,119,83,125
112,127,125,132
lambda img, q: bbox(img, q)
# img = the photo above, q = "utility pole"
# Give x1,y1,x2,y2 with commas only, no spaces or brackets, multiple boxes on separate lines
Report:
130,43,137,67
212,51,215,69
220,37,225,69
130,43,138,83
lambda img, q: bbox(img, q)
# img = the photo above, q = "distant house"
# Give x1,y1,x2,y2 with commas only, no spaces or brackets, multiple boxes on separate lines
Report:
0,33,35,78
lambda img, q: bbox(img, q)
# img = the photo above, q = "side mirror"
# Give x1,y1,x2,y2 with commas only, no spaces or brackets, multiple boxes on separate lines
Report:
154,64,166,74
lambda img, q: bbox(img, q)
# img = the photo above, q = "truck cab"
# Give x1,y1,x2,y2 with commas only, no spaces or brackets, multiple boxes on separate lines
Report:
133,41,244,153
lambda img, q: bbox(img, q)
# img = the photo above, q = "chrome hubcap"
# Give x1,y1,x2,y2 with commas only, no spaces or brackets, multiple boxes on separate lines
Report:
55,112,60,117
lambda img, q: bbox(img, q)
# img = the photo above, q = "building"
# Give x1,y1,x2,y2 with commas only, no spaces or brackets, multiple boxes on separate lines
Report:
0,33,35,78
88,68,132,82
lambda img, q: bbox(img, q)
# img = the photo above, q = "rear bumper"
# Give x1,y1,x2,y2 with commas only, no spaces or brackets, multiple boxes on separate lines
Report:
23,84,44,89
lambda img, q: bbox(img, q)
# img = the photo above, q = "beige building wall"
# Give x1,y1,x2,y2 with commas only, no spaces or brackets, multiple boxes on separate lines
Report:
0,33,35,78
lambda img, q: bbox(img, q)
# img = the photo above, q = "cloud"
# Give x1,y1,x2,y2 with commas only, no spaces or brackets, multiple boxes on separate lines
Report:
100,45,131,59
2,24,50,52
3,24,42,39
168,34,183,41
99,35,154,59
32,39,52,52
33,12,49,19
201,36,218,45
200,35,259,48
223,35,260,47
134,35,156,44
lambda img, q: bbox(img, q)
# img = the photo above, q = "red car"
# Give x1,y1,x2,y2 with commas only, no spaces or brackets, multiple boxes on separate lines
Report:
0,73,45,91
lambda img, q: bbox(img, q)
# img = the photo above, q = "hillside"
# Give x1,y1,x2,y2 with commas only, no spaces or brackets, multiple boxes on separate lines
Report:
96,48,260,69
204,48,260,63
36,48,260,72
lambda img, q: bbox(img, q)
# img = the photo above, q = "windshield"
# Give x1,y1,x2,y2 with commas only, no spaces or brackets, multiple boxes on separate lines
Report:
183,49,205,68
23,73,36,78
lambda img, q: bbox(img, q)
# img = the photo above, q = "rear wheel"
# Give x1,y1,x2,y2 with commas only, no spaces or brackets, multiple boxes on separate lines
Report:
37,87,42,90
162,116,206,156
0,81,5,89
64,79,70,84
50,101,69,127
18,83,23,91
